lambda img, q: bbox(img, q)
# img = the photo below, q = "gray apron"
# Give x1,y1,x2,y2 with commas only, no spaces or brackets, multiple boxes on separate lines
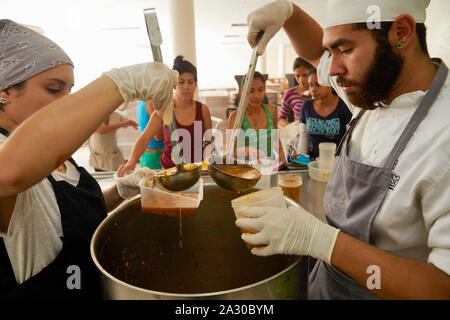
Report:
308,61,448,300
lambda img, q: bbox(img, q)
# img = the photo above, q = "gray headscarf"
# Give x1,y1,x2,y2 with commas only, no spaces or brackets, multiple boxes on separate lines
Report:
0,19,74,91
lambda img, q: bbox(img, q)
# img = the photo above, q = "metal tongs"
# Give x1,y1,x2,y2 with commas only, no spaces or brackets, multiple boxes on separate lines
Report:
226,33,262,162
143,8,201,191
206,35,263,192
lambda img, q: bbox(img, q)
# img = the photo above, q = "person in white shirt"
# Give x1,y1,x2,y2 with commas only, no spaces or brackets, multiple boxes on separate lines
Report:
235,0,450,299
89,111,138,172
0,19,177,299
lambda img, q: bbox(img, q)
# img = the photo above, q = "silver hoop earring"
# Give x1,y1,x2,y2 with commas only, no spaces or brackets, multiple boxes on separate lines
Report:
0,97,7,105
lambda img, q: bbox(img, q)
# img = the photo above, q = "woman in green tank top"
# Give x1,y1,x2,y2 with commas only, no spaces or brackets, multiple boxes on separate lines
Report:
228,72,286,164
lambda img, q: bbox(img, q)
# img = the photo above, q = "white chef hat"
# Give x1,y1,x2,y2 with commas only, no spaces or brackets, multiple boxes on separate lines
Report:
324,0,430,29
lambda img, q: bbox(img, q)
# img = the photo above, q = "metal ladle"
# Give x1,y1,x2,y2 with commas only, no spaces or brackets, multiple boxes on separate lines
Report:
144,8,201,191
207,156,261,193
207,40,262,192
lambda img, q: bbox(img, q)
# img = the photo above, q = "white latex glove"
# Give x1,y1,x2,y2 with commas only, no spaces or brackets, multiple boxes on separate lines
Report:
235,206,340,264
116,167,155,199
247,0,293,55
103,62,178,125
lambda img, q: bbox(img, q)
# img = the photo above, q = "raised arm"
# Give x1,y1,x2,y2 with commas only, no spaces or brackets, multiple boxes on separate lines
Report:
0,76,121,197
247,0,324,67
0,62,177,197
116,111,164,177
96,119,138,134
283,3,324,67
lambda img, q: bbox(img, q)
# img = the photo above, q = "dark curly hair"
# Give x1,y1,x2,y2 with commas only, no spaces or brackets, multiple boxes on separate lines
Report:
172,55,197,82
293,57,314,71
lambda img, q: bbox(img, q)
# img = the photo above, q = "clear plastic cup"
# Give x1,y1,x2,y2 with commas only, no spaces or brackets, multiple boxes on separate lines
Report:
318,142,336,169
231,187,286,209
231,187,287,250
277,174,302,203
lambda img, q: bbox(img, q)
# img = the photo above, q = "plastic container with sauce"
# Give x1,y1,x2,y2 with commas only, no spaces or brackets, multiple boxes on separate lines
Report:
139,178,204,218
278,174,303,203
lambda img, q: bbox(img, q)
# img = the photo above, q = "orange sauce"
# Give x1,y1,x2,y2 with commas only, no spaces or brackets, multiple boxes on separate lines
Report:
141,206,198,218
222,167,260,179
162,164,198,176
179,207,183,248
278,175,302,203
178,192,183,249
141,193,199,219
279,184,301,203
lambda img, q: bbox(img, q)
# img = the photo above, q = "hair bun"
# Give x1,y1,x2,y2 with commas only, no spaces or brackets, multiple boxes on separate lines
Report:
173,55,184,65
172,55,197,81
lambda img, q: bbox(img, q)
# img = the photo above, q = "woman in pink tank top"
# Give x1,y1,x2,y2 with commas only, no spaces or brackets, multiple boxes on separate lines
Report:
161,100,205,168
117,56,213,176
161,56,212,168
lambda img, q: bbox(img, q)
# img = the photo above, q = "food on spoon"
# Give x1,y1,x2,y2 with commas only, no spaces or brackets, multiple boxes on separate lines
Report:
141,168,156,188
222,166,260,179
183,163,198,170
161,163,199,176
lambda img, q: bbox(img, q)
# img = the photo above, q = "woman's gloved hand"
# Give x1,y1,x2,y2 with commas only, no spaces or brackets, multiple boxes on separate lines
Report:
103,62,178,125
116,167,155,199
235,206,340,264
117,160,138,178
247,0,293,55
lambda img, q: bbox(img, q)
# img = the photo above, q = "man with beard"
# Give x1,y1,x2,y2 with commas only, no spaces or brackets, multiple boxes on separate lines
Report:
234,0,450,299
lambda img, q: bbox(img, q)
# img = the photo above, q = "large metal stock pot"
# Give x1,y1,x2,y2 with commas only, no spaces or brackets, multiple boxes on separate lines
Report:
90,183,308,300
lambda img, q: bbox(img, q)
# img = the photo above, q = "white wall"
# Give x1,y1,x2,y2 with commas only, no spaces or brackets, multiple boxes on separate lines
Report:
426,0,450,64
2,0,159,92
1,0,302,91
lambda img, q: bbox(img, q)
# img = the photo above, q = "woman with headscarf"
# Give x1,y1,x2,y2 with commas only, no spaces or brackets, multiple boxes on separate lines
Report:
117,55,212,175
0,19,177,299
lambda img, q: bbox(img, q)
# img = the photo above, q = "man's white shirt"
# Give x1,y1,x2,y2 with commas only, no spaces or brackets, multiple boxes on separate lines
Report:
318,53,450,275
